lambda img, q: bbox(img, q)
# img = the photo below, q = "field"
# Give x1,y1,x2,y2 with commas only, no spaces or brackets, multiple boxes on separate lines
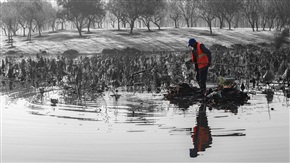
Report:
0,27,276,55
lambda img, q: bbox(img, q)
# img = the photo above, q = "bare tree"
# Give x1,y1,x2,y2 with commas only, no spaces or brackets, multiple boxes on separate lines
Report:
138,0,166,31
106,0,126,30
273,0,290,31
17,2,29,36
212,0,226,29
168,0,182,28
57,0,91,36
1,1,18,47
177,0,198,28
198,0,216,34
258,0,277,31
151,0,167,30
47,6,58,32
119,0,146,34
56,9,67,30
19,0,41,42
223,0,243,30
242,0,259,31
139,0,155,31
107,12,117,28
95,14,106,28
34,0,55,37
84,0,105,33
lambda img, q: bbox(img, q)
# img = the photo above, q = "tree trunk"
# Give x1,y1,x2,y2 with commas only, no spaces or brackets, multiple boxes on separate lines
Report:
146,22,151,31
77,27,82,36
250,22,255,32
12,30,17,36
22,27,26,36
111,21,115,28
208,21,213,34
152,21,161,30
219,18,224,29
190,17,194,27
2,28,7,36
185,18,190,28
157,24,161,30
262,22,266,31
27,20,33,42
38,25,42,36
269,19,274,31
174,20,178,28
27,28,32,42
255,19,259,31
87,20,91,33
142,19,151,31
117,19,120,30
129,20,134,34
51,20,55,32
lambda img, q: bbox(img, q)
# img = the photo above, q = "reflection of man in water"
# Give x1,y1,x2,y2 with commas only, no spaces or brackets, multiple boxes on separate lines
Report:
190,104,212,158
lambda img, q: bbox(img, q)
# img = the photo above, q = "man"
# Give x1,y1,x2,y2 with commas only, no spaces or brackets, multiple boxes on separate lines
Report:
187,38,211,96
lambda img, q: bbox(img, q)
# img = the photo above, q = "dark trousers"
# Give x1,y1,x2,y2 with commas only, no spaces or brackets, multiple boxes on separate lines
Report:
196,67,208,93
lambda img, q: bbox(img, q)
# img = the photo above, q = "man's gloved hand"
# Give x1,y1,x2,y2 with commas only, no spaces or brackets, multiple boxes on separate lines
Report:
185,60,192,70
185,60,191,65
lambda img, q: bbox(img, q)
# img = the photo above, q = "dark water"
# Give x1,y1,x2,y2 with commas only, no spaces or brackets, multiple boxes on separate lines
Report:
1,90,289,162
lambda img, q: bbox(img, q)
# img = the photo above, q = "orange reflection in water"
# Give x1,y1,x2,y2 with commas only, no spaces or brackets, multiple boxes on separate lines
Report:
190,104,212,158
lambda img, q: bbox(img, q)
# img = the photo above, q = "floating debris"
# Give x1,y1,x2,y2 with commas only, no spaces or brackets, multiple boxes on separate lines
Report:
164,83,203,108
164,83,250,110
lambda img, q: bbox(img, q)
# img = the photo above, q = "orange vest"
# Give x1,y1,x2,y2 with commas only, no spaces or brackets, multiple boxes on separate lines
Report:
191,42,209,69
192,126,211,151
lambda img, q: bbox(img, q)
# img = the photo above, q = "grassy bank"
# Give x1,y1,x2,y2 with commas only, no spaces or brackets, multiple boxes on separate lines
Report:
0,27,276,55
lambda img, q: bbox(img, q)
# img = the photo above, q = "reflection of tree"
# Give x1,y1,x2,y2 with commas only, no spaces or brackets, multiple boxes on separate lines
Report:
265,90,274,104
264,89,274,119
190,104,212,158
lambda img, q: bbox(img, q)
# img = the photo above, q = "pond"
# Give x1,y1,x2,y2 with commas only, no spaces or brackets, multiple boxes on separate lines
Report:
1,90,289,162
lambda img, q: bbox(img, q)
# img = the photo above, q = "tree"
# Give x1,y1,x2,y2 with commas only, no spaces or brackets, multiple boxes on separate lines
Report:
107,12,117,28
211,0,226,29
83,0,105,33
119,0,146,34
273,0,290,30
150,0,167,30
34,1,55,36
107,0,125,30
20,0,43,42
14,0,28,36
242,0,259,32
56,9,67,30
259,0,277,31
1,1,18,47
223,0,243,30
95,14,106,28
139,0,166,31
178,0,198,28
57,0,92,36
46,4,58,32
168,0,182,28
198,0,216,34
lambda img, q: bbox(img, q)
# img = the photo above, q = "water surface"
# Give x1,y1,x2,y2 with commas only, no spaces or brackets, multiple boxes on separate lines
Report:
1,91,289,162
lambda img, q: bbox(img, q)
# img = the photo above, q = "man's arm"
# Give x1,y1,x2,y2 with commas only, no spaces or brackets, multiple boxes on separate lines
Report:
200,44,211,65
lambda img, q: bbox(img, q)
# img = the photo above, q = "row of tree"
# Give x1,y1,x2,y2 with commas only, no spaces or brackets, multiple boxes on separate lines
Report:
1,0,57,42
1,0,290,39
